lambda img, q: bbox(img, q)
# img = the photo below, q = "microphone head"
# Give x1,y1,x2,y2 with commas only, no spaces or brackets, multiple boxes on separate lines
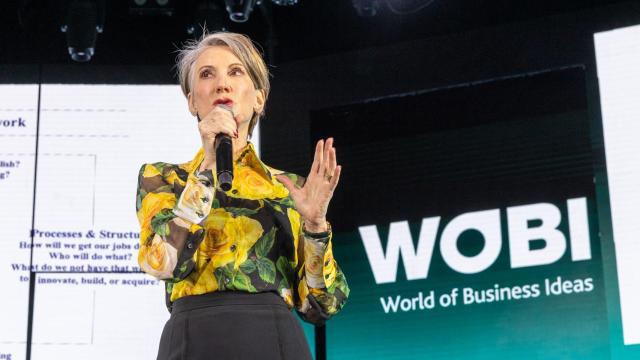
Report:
218,171,233,191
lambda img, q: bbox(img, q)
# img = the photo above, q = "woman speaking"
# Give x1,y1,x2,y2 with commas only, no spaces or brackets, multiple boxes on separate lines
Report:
135,31,349,359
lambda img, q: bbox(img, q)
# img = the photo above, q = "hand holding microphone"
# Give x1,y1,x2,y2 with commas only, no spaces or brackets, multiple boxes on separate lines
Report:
214,104,234,191
196,103,238,191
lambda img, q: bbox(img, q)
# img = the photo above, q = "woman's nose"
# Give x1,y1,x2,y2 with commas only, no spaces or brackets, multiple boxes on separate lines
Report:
215,77,231,93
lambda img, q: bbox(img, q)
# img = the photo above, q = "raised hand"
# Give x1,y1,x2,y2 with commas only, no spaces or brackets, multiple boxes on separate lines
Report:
276,138,342,232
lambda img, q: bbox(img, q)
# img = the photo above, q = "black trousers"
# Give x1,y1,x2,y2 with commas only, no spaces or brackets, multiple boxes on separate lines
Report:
156,291,313,360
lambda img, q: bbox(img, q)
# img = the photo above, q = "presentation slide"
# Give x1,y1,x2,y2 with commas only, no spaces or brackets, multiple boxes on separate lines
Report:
0,85,39,360
595,24,640,347
0,84,266,360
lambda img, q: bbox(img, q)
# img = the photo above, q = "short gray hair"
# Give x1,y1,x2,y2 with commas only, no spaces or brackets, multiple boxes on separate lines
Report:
176,32,270,137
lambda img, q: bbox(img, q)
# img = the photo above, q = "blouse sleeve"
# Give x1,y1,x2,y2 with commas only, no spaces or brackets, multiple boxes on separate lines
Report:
294,222,350,325
135,163,214,282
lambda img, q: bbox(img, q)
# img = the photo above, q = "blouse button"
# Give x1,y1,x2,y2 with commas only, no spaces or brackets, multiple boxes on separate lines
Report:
187,242,193,249
230,244,237,252
232,189,238,194
224,277,230,284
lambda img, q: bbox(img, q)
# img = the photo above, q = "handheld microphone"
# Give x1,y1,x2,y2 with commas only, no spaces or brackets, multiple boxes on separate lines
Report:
215,104,234,191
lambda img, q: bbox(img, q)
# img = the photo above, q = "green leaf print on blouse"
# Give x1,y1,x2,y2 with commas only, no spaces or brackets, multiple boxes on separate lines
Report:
276,256,293,287
137,143,349,323
255,227,276,258
257,257,276,284
151,209,175,236
239,258,257,273
214,263,257,292
225,207,260,217
232,270,257,292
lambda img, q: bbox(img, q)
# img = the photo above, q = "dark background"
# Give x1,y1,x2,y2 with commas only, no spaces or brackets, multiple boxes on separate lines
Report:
3,0,640,227
2,1,639,65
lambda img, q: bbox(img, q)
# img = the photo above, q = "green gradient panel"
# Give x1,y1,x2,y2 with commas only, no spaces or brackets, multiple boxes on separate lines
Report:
316,69,617,359
328,202,607,359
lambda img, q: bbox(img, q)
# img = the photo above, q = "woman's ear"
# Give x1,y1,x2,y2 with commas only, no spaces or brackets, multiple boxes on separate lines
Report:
188,92,197,116
254,89,266,114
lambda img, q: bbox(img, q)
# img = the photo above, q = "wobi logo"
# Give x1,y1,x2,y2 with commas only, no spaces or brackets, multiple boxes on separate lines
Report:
359,198,591,284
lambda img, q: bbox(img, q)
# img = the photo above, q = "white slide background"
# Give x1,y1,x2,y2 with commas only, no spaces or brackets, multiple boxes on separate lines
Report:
595,24,640,345
0,85,39,360
0,84,260,360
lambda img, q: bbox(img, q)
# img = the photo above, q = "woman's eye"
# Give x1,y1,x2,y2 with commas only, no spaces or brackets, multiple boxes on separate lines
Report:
230,67,244,76
200,70,212,78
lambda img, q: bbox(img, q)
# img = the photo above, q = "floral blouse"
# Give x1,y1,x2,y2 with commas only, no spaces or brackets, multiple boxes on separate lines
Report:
135,142,349,324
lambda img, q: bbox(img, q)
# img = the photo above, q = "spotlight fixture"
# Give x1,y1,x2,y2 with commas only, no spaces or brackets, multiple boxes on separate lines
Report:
60,0,105,62
129,0,175,16
352,0,382,17
271,0,298,5
223,0,257,23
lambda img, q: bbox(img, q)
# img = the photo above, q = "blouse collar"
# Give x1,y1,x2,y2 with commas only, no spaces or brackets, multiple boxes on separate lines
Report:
185,141,273,182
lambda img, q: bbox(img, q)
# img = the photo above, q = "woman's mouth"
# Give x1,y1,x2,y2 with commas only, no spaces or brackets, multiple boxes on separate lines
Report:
213,98,234,107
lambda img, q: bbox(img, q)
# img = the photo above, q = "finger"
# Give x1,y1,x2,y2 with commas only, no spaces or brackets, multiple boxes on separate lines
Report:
211,126,234,139
214,104,239,130
219,112,238,133
215,119,237,138
207,106,237,127
223,123,238,138
328,146,337,173
276,174,298,195
329,165,342,191
324,138,333,171
311,139,323,175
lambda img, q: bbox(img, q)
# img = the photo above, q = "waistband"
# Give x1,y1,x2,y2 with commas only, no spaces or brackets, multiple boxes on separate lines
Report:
171,291,287,314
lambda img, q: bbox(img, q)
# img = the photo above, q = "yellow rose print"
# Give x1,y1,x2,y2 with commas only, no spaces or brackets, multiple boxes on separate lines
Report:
201,209,235,268
138,192,175,232
200,209,263,270
143,164,161,178
234,166,273,199
287,207,301,263
164,170,185,187
174,175,213,223
323,247,337,286
192,263,219,294
136,143,349,322
233,165,290,200
230,216,264,269
171,273,198,301
138,233,177,279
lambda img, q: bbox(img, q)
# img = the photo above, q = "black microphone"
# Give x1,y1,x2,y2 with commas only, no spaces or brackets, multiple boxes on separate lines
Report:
215,104,234,191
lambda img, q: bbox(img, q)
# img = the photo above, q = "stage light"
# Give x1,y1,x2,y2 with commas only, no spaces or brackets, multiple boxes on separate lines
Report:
352,0,382,16
60,0,105,62
129,0,174,16
223,0,257,23
271,0,298,5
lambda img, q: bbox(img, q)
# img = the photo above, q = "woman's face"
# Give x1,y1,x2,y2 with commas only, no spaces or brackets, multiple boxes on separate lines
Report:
188,45,265,131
